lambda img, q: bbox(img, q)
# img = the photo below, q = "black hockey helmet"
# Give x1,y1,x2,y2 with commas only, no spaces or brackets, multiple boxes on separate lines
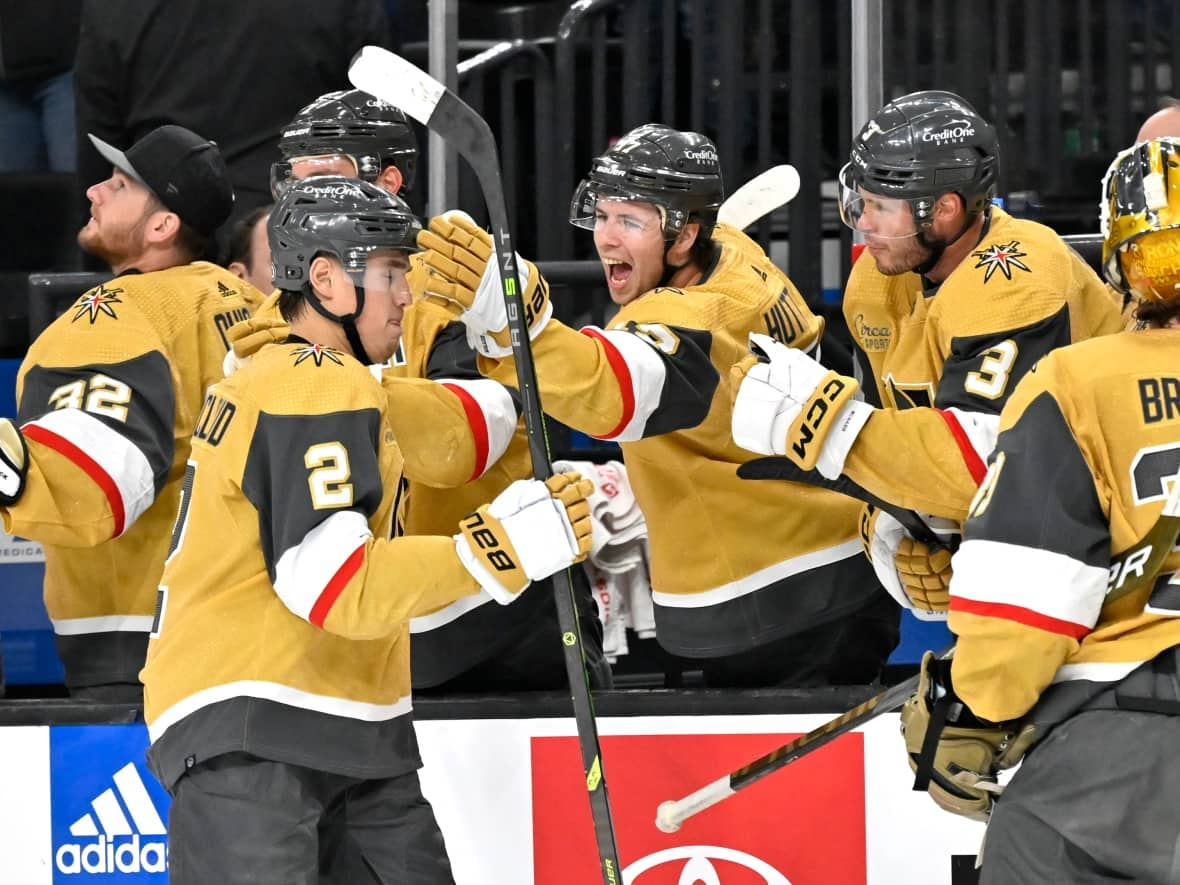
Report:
570,124,725,238
838,90,999,230
269,176,421,363
272,89,418,197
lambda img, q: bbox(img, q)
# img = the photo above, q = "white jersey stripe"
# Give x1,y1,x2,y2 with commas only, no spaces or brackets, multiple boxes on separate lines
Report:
274,510,373,622
652,538,863,608
941,407,1000,465
51,614,155,635
148,679,413,743
25,408,156,533
438,377,517,477
950,538,1108,627
410,589,495,633
589,327,668,442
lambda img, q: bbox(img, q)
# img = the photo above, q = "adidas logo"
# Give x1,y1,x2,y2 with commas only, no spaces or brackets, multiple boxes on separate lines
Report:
55,762,168,874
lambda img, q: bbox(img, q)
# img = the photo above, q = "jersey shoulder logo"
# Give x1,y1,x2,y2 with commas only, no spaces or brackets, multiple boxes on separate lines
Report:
72,284,124,323
971,240,1032,283
216,280,238,298
292,343,346,367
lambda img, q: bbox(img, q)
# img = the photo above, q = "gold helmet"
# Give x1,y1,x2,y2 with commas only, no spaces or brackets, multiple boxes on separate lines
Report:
1101,137,1180,302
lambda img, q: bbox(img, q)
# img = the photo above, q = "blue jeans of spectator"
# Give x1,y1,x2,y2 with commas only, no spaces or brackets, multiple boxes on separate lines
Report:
0,71,76,172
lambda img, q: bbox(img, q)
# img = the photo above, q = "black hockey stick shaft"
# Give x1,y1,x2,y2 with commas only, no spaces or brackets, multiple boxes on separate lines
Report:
736,456,954,551
655,667,923,832
349,48,622,884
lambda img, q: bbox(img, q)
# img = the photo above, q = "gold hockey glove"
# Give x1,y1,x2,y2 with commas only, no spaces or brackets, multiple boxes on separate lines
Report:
417,212,552,358
455,471,593,603
860,504,955,618
0,418,28,505
731,333,872,478
896,537,953,612
900,651,1034,821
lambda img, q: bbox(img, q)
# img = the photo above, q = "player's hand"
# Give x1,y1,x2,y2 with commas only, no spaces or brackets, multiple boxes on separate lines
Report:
896,536,953,612
417,212,553,358
730,333,870,478
224,295,290,374
860,505,953,619
0,418,28,505
455,471,593,603
900,651,1034,821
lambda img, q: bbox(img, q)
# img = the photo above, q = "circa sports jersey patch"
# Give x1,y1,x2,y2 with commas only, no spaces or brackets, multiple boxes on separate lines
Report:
72,284,123,323
292,343,345,367
971,240,1031,283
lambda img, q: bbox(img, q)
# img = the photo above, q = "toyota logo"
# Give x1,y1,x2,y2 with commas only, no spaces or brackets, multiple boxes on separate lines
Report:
624,846,792,884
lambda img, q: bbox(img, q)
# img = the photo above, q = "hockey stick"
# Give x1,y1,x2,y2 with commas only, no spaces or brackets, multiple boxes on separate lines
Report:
736,456,954,552
349,47,623,885
655,471,1180,833
716,164,799,230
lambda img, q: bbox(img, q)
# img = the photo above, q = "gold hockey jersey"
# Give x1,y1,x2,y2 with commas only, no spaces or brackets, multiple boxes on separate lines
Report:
842,208,1122,521
479,223,879,657
5,262,255,687
224,270,541,687
947,329,1180,723
142,339,482,788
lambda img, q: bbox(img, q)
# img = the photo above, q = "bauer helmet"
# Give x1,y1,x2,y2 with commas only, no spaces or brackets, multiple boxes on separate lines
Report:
269,176,421,363
1101,137,1180,303
272,89,418,197
570,124,725,238
838,90,999,231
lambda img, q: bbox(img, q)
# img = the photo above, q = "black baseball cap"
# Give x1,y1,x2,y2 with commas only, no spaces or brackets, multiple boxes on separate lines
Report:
88,125,235,237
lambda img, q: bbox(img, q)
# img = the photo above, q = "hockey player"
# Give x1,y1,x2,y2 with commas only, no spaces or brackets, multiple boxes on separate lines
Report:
137,178,593,883
418,124,897,687
254,88,610,692
730,90,1123,619
0,124,258,701
898,137,1180,883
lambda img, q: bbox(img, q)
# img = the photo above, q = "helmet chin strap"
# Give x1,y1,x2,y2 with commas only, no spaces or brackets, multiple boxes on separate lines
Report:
913,210,980,277
302,281,375,365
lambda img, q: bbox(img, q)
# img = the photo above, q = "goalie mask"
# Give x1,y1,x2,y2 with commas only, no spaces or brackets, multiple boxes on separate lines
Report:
271,88,419,198
569,124,725,240
269,176,422,363
1101,137,1180,303
838,91,998,273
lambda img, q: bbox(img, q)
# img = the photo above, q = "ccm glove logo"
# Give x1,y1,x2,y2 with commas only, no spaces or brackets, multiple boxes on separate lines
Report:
459,510,518,572
787,373,856,470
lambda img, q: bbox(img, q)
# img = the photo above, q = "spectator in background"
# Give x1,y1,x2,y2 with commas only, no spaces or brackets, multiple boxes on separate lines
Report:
0,0,81,172
1136,96,1180,142
73,0,393,258
224,205,272,301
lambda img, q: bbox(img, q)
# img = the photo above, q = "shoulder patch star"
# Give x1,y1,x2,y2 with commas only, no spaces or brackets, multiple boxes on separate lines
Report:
292,343,345,367
971,240,1031,283
72,284,124,323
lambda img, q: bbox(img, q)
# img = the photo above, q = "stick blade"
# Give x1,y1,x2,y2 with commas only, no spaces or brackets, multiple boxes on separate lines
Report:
348,45,445,126
717,164,801,229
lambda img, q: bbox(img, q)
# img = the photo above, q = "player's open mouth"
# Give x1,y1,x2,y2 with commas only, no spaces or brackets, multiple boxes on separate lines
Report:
603,258,632,290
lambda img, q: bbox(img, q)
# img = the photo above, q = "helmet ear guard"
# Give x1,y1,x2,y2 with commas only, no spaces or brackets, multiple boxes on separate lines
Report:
1101,137,1180,303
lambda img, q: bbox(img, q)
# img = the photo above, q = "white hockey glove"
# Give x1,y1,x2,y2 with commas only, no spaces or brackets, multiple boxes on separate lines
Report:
860,505,956,620
417,211,553,358
730,333,873,478
455,471,593,604
0,418,28,505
